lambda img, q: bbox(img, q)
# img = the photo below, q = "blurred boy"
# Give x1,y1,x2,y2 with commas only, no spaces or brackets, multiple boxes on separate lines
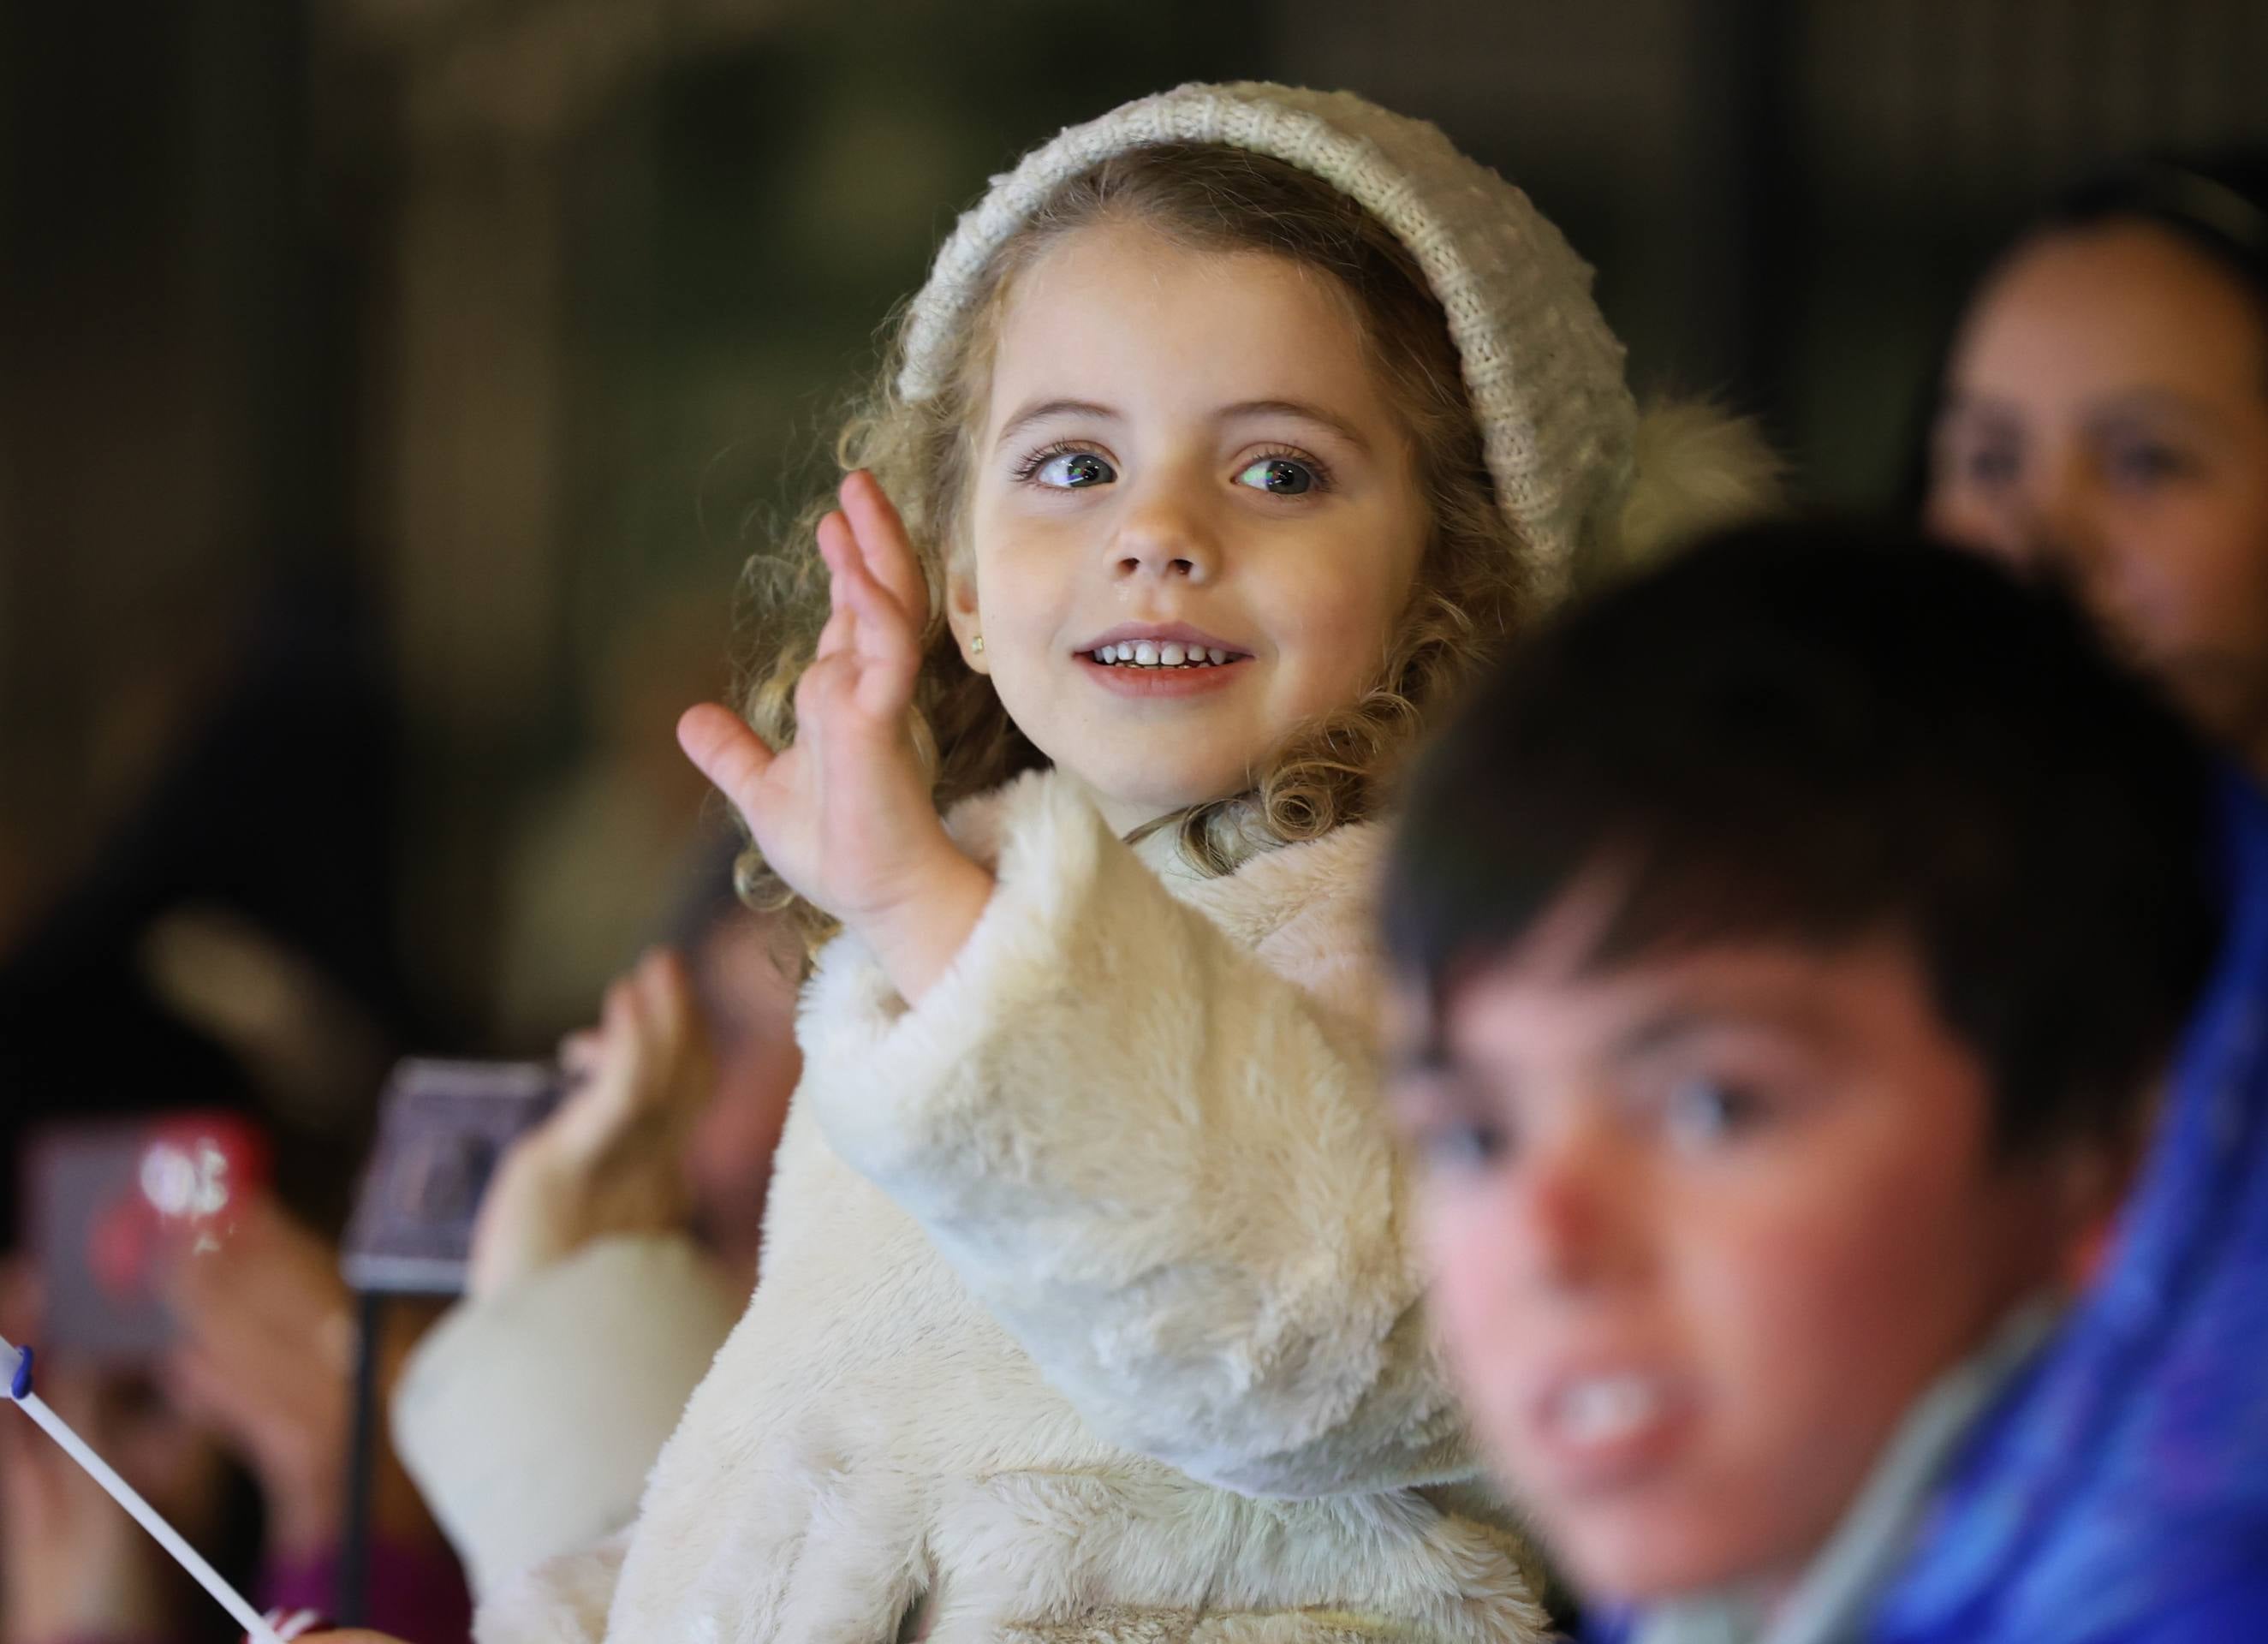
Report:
1382,526,2238,1641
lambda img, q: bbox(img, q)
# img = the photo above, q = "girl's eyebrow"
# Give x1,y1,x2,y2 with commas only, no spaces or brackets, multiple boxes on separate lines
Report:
1219,398,1374,452
994,397,1120,450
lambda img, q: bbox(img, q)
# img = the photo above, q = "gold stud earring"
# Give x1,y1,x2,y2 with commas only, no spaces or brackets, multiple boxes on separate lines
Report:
972,633,985,654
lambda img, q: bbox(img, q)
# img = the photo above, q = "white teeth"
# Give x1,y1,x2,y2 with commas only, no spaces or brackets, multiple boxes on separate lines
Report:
1089,640,1237,667
1554,1375,1664,1448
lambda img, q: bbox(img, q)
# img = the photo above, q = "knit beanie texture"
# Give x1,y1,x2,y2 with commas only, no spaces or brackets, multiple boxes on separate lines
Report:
898,81,1641,593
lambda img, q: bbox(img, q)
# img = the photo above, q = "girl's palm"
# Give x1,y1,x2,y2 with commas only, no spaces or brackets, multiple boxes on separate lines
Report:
680,472,949,928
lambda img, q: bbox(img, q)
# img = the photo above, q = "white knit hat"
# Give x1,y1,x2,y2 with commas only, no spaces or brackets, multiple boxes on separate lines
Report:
898,81,1642,594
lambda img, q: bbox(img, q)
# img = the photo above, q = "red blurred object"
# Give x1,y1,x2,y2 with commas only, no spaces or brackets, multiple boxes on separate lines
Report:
24,1111,272,1360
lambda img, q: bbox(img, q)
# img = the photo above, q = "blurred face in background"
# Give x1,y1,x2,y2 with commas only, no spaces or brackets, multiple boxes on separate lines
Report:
1929,222,2268,765
1388,890,2099,1605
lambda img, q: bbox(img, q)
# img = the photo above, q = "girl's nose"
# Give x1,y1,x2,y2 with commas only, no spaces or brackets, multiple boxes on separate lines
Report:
1110,483,1219,583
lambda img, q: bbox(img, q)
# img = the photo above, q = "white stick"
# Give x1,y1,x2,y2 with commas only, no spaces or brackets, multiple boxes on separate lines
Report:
3,1335,289,1644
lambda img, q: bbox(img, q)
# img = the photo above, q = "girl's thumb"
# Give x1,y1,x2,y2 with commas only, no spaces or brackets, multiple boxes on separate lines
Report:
677,703,775,817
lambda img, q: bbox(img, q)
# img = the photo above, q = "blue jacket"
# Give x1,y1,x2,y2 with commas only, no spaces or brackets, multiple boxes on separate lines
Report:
1870,768,2268,1641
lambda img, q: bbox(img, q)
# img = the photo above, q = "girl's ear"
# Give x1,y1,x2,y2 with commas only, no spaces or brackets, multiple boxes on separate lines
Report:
945,563,989,675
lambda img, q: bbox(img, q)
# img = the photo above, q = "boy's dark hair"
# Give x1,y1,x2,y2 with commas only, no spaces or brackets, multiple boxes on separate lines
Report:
1384,521,2220,1159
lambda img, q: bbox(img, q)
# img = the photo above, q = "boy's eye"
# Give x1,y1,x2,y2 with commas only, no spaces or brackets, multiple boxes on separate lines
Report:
1416,1118,1513,1173
1033,450,1116,489
1660,1076,1765,1151
1234,456,1320,496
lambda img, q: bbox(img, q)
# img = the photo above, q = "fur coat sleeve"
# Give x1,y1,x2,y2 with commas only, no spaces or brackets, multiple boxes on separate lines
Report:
391,1234,741,1598
800,769,1471,1498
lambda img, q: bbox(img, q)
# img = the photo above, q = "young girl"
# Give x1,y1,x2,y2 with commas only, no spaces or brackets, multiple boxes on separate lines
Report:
472,82,1775,1643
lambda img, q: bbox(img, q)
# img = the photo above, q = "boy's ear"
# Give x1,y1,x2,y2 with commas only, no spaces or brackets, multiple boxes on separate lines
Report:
945,565,989,675
2045,1132,2140,1289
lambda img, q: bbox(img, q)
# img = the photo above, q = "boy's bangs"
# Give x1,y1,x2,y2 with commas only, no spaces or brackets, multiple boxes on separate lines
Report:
1384,523,2217,1156
1386,758,1919,1006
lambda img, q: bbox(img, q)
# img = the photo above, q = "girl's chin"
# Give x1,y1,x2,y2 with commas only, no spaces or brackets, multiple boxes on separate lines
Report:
1052,765,1254,833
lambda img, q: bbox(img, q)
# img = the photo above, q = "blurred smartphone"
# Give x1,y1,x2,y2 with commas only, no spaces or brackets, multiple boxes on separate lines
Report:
341,1057,563,1296
26,1111,272,1362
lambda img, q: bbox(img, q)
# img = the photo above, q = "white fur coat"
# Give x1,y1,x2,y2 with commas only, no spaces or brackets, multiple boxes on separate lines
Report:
478,771,1551,1643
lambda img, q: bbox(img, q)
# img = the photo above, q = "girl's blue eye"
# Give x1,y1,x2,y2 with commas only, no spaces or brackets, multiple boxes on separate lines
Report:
1034,450,1116,489
1235,456,1319,496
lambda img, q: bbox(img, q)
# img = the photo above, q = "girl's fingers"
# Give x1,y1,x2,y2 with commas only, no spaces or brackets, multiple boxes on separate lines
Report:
832,545,914,651
839,471,928,619
822,510,910,652
824,519,921,698
813,513,860,663
814,604,857,667
816,481,920,714
677,703,778,819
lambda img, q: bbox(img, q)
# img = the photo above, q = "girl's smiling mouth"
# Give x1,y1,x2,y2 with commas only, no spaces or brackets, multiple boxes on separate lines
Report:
1075,622,1253,698
1077,621,1251,670
1078,652,1251,697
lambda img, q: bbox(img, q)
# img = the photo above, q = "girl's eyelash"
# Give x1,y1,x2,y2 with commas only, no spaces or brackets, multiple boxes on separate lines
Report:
1010,439,1103,483
1247,445,1336,492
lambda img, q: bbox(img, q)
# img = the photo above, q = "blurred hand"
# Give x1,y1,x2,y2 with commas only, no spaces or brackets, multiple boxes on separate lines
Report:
677,471,991,1002
467,948,713,1301
163,1197,447,1563
161,1197,358,1557
2,1260,221,1642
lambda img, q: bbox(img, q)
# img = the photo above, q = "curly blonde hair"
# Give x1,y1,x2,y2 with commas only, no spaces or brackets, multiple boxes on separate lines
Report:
735,143,1537,953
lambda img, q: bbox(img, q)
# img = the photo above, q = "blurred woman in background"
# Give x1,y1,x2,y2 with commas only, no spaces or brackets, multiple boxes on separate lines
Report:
1926,150,2268,773
1878,148,2268,1642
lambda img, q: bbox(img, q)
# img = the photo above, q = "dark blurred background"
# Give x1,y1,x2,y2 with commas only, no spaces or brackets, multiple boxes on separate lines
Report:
3,0,2265,1180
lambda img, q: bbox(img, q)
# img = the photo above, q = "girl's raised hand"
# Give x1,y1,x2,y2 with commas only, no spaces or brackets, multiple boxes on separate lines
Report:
678,471,993,1002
